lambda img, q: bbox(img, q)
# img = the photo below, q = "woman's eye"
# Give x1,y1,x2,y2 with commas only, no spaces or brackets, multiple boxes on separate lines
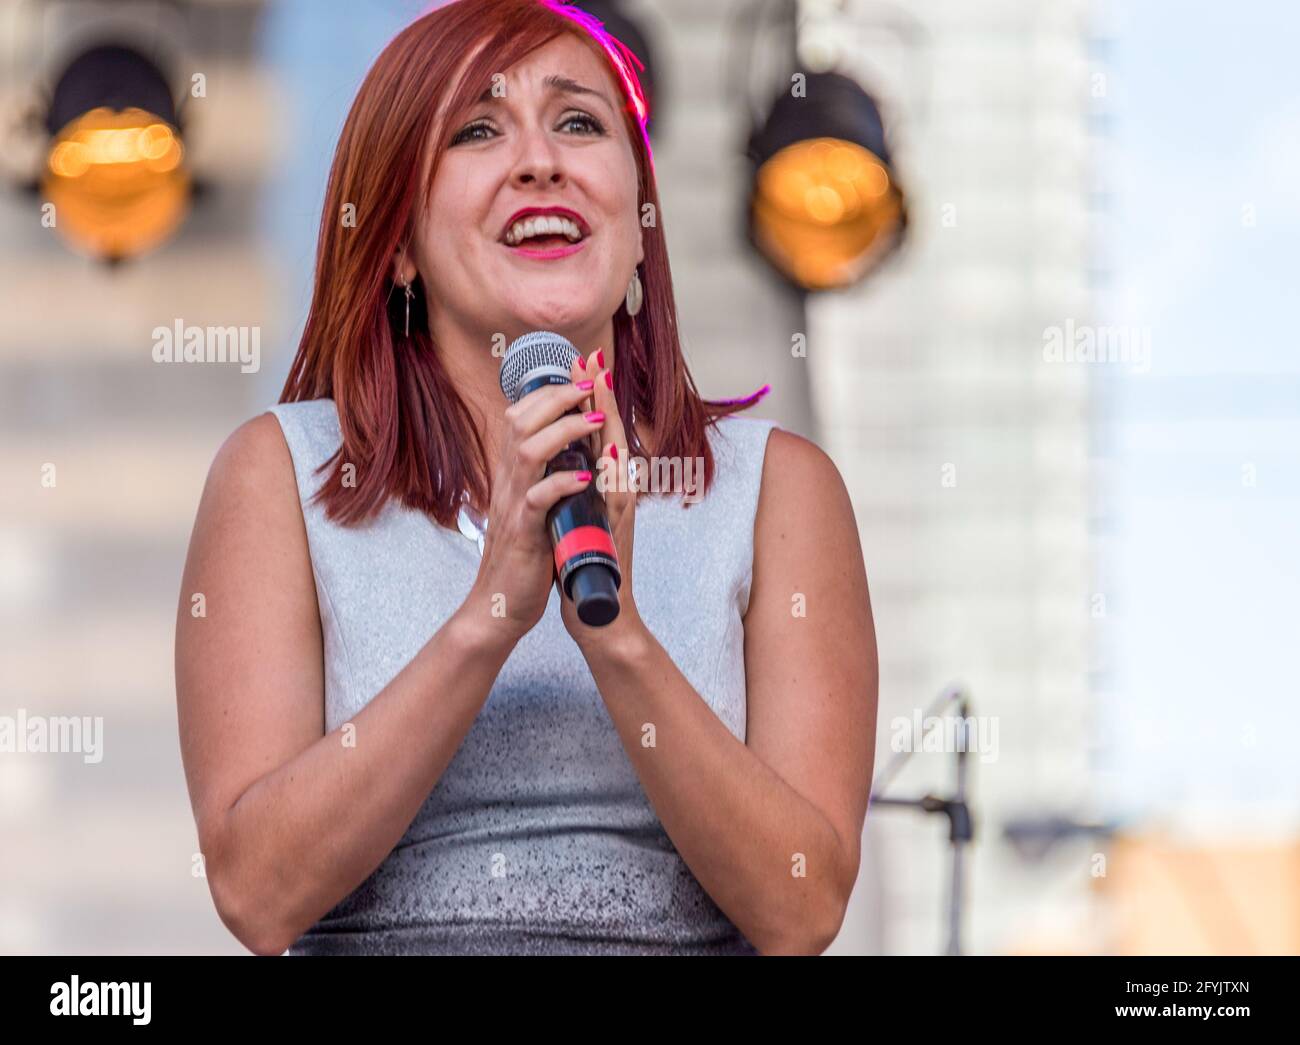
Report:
559,112,605,135
452,120,495,145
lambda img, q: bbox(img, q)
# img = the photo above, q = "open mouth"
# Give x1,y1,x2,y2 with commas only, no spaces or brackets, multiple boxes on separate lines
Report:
500,207,590,251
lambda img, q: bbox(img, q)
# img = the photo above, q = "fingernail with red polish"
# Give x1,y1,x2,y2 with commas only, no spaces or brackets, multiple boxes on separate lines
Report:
576,470,592,482
576,379,594,390
603,370,613,389
610,443,619,460
584,410,605,424
595,349,605,368
577,354,586,370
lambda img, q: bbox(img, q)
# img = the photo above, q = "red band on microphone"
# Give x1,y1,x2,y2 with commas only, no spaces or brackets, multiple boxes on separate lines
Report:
554,525,617,573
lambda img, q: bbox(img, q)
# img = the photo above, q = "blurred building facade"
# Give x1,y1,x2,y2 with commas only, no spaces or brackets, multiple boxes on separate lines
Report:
796,0,1102,954
0,0,275,953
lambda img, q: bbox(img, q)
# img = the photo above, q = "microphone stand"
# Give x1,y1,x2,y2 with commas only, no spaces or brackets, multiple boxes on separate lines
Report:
869,684,975,956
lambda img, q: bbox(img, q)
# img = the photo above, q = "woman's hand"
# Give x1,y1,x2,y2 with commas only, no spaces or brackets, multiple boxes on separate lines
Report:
462,376,604,649
560,350,648,660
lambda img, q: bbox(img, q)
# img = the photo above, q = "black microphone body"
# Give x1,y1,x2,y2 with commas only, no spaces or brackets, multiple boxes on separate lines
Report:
500,332,621,627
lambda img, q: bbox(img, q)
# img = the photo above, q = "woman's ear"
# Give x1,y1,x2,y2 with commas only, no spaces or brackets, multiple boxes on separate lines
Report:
392,244,416,285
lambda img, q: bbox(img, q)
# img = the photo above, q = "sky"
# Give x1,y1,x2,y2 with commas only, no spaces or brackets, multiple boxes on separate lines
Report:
1097,0,1300,830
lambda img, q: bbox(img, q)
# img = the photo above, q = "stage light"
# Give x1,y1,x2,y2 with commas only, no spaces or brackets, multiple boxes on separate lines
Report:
568,0,659,138
40,43,190,263
745,70,906,291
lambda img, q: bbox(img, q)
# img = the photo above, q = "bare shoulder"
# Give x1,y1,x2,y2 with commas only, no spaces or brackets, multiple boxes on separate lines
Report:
180,409,313,627
760,427,843,485
756,427,857,536
747,426,869,631
203,411,296,510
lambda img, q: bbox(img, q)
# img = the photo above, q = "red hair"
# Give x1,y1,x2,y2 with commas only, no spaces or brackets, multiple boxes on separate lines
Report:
280,0,766,528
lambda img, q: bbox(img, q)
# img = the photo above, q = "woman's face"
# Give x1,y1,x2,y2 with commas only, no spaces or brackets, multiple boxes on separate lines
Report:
413,33,645,349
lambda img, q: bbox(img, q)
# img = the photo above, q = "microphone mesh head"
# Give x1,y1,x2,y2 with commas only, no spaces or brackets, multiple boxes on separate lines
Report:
499,330,580,403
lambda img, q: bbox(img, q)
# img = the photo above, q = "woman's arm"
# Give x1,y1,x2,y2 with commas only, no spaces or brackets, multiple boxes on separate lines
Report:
581,429,878,955
176,413,515,956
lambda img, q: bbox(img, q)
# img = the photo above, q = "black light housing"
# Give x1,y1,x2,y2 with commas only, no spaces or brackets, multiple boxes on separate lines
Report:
745,69,907,291
44,42,179,137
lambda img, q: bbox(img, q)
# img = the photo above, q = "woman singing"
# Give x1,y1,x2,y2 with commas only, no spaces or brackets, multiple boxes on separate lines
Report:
176,0,878,956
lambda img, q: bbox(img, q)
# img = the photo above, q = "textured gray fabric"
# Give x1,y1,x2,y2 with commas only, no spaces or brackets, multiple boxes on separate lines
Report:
266,398,779,956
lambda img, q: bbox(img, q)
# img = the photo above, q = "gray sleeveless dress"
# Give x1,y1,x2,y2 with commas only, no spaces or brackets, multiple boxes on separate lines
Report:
267,398,779,955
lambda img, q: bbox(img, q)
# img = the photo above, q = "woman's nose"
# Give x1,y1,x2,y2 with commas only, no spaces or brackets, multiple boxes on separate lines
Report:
510,127,566,187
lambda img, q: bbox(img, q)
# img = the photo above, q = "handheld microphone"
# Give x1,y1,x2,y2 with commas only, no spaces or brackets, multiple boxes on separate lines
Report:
499,330,621,627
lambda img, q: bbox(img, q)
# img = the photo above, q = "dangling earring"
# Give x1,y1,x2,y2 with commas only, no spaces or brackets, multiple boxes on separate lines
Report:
625,269,643,317
403,279,414,337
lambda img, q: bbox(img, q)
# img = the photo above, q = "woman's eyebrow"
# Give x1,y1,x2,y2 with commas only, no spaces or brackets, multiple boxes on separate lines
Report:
542,74,609,105
473,74,612,109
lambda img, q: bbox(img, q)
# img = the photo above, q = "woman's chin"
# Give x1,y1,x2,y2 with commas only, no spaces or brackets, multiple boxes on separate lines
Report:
509,297,608,337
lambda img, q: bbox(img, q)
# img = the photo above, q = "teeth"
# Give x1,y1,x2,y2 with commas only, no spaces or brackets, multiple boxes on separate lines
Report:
505,215,585,246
